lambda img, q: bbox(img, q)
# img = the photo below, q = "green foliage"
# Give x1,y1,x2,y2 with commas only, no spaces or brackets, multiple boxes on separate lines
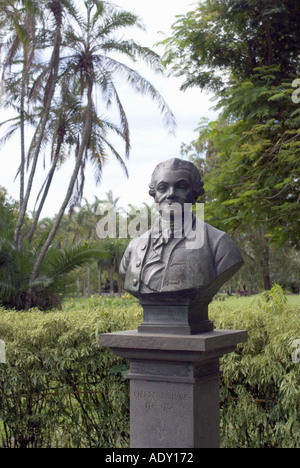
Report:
161,0,299,92
164,0,300,247
0,188,18,240
0,296,142,448
0,287,299,448
210,285,300,448
197,69,300,247
0,236,107,310
0,189,108,309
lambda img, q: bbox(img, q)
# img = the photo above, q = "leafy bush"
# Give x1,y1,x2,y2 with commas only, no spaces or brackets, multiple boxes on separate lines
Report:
210,285,300,448
0,185,108,310
0,287,299,448
0,297,141,448
0,238,107,310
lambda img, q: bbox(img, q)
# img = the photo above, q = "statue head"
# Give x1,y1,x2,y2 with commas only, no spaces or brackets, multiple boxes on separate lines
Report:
149,158,204,209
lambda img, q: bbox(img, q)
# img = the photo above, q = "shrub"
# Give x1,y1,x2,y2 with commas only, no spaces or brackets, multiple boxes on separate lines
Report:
210,285,300,448
0,297,142,448
0,237,107,310
0,287,299,448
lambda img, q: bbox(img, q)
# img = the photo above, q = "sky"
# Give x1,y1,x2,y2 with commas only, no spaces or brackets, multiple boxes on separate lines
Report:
0,0,218,217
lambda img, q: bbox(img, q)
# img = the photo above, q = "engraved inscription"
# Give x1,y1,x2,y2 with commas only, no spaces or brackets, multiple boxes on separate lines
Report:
153,419,167,439
133,389,189,414
131,382,192,447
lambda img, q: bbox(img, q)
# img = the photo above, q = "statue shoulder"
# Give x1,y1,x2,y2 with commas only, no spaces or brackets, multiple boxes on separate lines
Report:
204,223,244,272
127,229,151,250
204,222,226,242
119,230,151,276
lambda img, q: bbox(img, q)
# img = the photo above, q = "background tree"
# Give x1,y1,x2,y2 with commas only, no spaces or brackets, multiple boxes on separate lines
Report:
162,0,299,92
12,0,77,250
0,0,175,308
163,0,300,291
0,0,40,210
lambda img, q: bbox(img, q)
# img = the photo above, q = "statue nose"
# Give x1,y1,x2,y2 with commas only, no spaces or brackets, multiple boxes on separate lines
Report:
167,187,176,198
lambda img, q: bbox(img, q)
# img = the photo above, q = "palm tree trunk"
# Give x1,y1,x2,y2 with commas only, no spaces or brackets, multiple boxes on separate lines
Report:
87,263,91,297
98,264,102,296
109,265,114,295
117,273,122,294
28,132,63,243
15,15,62,249
263,244,271,291
19,59,26,208
24,77,94,309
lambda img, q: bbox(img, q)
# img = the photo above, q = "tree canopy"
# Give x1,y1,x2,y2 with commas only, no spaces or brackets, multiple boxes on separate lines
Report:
162,0,300,92
0,0,175,308
162,0,300,248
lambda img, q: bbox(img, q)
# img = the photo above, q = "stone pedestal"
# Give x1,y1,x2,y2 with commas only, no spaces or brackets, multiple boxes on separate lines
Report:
99,329,247,448
138,298,213,335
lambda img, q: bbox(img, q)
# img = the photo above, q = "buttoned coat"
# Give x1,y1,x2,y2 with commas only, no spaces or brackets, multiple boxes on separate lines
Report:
120,217,244,301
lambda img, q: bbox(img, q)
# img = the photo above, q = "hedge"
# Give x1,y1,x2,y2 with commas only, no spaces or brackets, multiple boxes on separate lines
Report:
0,297,142,448
0,287,299,448
212,286,300,448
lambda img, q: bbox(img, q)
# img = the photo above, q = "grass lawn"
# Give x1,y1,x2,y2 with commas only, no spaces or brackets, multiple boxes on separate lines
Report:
212,293,300,309
63,292,300,312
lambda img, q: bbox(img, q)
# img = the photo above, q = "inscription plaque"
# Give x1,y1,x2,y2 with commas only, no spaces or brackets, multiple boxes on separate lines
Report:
130,381,193,448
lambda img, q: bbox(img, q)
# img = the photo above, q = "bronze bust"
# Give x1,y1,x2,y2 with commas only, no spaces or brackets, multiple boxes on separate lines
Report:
120,158,244,334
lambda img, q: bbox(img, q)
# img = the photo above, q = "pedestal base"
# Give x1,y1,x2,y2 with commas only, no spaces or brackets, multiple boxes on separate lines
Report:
100,329,247,448
138,298,214,335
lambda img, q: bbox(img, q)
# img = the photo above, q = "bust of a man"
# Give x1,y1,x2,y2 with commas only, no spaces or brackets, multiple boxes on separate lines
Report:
120,159,243,333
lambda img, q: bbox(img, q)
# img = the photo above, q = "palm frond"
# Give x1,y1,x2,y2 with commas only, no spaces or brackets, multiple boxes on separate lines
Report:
100,136,129,178
44,242,108,278
0,126,19,149
93,11,143,39
99,55,177,134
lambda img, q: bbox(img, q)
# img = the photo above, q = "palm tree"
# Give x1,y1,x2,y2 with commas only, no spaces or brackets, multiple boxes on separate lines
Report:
27,78,82,243
24,0,175,307
0,0,39,209
0,189,106,309
76,198,100,296
13,0,78,250
97,237,128,294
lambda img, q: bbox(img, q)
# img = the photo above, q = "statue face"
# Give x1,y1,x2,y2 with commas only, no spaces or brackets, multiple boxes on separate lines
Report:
154,168,193,211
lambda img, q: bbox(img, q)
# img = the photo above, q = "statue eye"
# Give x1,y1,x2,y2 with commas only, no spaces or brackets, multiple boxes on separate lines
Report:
177,183,189,191
157,183,168,192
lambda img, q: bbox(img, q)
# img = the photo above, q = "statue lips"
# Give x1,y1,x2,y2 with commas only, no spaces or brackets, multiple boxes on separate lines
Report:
158,199,186,214
159,193,188,208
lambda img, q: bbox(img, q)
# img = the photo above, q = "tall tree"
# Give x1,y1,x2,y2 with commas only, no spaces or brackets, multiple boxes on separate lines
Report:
0,0,39,209
163,0,300,253
162,0,299,92
13,0,78,250
22,0,175,307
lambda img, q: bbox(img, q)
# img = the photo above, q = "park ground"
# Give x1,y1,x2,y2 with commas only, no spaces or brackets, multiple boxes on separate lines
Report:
63,293,300,311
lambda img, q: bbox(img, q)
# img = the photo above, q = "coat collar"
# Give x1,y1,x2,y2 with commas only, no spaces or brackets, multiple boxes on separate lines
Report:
150,210,195,242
